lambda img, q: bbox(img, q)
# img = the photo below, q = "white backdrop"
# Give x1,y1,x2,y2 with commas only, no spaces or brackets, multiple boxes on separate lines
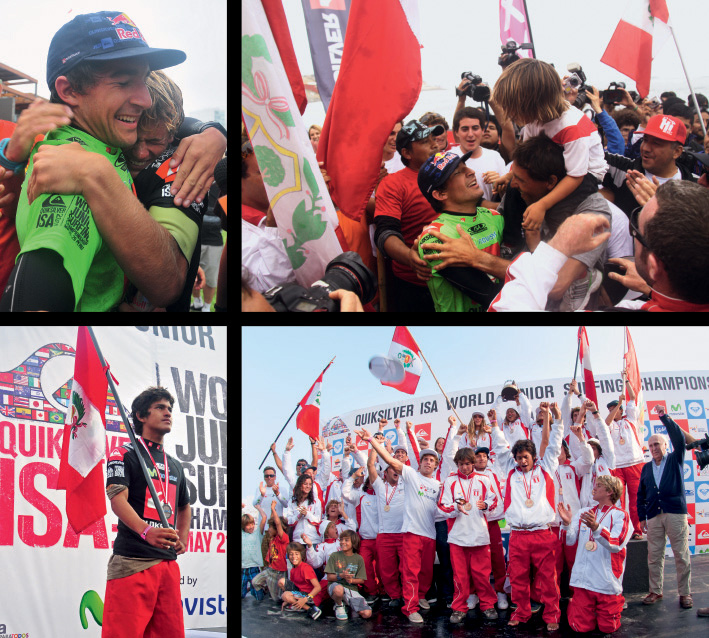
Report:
0,326,226,637
324,370,709,556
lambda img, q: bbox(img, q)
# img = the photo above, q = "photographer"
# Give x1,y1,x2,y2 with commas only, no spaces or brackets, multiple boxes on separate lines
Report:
637,404,693,609
585,86,625,155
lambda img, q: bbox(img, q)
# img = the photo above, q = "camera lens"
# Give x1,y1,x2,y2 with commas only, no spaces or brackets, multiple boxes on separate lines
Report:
320,252,377,304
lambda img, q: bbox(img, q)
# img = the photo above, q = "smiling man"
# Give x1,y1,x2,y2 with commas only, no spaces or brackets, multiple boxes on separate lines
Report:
2,11,186,311
416,150,505,311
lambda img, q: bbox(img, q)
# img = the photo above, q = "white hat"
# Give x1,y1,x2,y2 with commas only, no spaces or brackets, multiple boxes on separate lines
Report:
419,448,439,462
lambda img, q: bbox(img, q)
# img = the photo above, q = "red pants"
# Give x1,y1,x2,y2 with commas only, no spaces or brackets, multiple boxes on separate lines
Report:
401,532,435,616
612,464,643,535
449,543,497,612
360,538,384,596
377,532,404,599
509,529,560,624
568,586,624,633
102,560,184,638
487,519,507,593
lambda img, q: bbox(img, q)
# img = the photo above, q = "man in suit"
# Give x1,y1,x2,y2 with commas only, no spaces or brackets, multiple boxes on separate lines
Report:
637,404,693,608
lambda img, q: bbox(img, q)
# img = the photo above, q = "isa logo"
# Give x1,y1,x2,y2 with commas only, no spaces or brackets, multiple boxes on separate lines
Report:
653,424,668,435
696,482,709,502
684,461,693,481
686,400,705,419
695,524,709,545
383,428,397,444
332,438,344,456
647,400,667,420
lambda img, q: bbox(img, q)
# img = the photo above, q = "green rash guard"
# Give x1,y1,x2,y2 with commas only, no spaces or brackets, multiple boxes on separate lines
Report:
14,126,132,311
418,208,505,312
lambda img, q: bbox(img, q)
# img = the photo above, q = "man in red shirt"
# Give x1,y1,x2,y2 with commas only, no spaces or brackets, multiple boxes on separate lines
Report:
374,120,443,311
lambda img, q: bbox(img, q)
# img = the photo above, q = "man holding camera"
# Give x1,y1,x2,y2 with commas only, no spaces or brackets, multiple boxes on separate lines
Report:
637,404,693,609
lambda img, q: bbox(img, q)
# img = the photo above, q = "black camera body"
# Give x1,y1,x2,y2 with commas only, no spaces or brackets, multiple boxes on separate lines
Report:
461,72,491,102
602,81,627,104
498,39,534,69
566,63,589,109
687,434,709,471
263,251,376,312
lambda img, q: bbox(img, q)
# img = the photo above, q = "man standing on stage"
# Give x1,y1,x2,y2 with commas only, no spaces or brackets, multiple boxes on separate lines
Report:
104,387,191,637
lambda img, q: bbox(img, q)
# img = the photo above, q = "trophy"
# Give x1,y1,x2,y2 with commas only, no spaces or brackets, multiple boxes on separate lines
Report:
501,380,520,402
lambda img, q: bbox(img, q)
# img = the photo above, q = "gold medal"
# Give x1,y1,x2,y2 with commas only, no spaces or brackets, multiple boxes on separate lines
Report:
384,504,390,512
525,498,534,508
585,541,597,552
464,502,472,511
619,437,626,445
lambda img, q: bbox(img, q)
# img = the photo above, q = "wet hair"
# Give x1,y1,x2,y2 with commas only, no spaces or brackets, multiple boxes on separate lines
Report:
420,112,449,131
140,70,184,139
292,473,315,505
511,438,537,460
453,447,476,465
595,475,622,503
339,529,361,553
242,513,255,530
512,133,566,182
287,542,307,562
646,180,709,303
130,386,175,436
493,58,568,124
453,106,488,133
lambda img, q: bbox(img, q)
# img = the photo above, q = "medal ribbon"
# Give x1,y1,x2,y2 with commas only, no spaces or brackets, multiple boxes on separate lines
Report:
588,505,612,543
384,482,396,509
555,469,564,503
139,437,170,512
458,473,474,505
520,465,534,502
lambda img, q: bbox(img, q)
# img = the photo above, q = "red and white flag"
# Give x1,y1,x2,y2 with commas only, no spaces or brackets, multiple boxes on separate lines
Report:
317,0,422,221
57,327,108,533
600,0,672,98
381,326,422,395
296,360,334,440
499,0,534,58
578,327,598,408
624,327,646,424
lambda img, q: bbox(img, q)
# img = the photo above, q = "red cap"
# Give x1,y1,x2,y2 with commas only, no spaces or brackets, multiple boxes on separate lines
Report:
643,115,687,143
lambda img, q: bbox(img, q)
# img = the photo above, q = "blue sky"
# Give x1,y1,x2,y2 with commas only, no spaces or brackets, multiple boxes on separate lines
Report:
242,326,709,505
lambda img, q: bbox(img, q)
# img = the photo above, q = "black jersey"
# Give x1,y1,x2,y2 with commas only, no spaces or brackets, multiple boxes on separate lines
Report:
106,439,190,559
133,146,206,311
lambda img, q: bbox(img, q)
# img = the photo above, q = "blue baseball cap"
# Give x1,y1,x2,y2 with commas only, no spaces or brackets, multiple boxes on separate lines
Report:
47,11,186,91
417,150,472,205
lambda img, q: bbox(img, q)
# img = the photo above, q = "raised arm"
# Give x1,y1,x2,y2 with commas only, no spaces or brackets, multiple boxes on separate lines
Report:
366,446,379,485
538,403,551,459
270,442,284,476
355,428,404,474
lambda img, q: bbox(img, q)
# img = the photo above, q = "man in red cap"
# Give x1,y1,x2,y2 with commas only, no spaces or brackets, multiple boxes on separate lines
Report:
602,114,696,216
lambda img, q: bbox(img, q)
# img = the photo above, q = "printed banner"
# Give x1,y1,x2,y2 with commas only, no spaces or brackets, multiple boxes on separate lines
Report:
242,0,343,287
0,327,226,637
323,370,709,556
301,0,352,111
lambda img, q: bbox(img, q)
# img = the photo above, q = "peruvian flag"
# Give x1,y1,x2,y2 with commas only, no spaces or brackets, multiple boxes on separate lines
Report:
57,327,108,533
317,0,422,221
381,326,423,395
296,360,334,439
577,327,598,408
600,0,672,98
624,327,645,423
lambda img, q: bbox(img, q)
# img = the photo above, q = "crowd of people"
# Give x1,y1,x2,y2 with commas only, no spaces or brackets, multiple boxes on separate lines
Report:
242,378,706,631
0,10,227,312
242,54,709,312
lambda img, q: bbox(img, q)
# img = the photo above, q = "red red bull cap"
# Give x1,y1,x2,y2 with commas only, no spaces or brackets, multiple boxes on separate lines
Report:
47,10,186,91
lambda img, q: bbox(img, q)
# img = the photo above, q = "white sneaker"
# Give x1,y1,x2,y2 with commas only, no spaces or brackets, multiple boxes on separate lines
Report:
418,598,431,610
497,592,509,610
467,594,479,609
408,612,424,623
201,304,212,312
334,603,348,620
560,267,603,311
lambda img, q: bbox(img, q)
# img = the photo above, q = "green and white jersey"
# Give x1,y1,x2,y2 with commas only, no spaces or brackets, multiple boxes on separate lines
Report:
15,126,133,311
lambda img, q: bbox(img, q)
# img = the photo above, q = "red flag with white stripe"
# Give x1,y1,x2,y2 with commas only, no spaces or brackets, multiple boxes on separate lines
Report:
57,327,108,533
578,327,598,408
624,327,645,424
296,361,334,439
381,327,422,395
600,0,671,98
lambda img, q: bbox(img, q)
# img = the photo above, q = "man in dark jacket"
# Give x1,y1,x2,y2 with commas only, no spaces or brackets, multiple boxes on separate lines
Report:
637,404,692,608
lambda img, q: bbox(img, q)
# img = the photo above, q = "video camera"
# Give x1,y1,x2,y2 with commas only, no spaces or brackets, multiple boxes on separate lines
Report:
602,81,627,105
565,63,589,109
686,434,709,471
498,39,534,69
263,251,376,312
460,72,491,102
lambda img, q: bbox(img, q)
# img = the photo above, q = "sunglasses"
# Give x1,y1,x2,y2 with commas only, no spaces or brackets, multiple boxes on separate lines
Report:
264,474,276,478
629,206,649,249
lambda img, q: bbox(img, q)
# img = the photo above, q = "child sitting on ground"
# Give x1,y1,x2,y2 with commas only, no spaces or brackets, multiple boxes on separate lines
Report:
278,542,323,620
325,530,373,621
242,508,265,600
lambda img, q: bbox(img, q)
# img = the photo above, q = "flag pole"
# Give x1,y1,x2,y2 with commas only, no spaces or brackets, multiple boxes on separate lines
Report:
407,327,465,427
572,338,581,384
669,26,707,138
257,357,336,470
521,0,537,59
86,326,170,529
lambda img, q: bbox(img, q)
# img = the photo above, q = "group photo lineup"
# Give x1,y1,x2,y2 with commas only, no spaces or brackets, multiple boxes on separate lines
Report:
242,0,709,313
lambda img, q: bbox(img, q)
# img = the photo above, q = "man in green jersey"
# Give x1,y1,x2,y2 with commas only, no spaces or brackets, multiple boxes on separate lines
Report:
0,11,186,311
416,151,505,311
